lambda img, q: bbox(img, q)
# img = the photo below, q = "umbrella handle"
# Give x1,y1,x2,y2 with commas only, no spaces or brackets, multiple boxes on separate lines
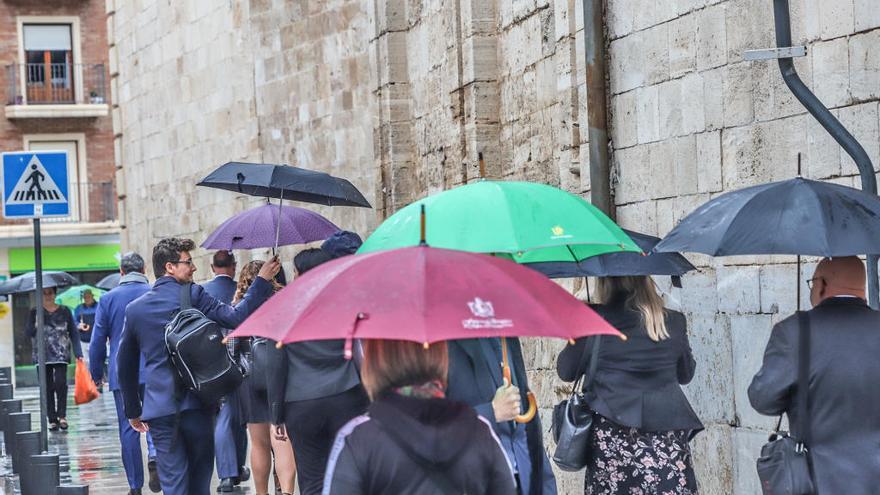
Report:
502,365,538,424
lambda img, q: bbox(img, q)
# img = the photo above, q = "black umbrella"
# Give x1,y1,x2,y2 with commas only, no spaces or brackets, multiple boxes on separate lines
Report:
197,162,372,208
654,177,880,257
96,273,121,290
526,229,695,286
0,271,79,295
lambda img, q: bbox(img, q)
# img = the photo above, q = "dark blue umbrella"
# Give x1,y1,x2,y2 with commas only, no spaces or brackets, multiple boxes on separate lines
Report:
197,162,371,208
654,177,880,256
525,229,694,285
0,271,78,295
96,273,121,290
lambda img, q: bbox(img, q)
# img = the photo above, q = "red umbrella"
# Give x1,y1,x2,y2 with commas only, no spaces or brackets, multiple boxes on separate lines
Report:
229,245,621,348
229,244,623,423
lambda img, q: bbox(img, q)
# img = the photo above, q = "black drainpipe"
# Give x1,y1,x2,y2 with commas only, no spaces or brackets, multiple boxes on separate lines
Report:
582,0,612,218
773,0,879,308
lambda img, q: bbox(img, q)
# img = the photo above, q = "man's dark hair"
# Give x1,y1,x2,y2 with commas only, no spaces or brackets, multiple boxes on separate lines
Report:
152,238,196,278
120,252,146,274
294,248,332,275
212,250,235,268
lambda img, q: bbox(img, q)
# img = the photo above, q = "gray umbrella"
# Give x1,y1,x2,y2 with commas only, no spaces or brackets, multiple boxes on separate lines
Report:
96,273,121,290
655,177,880,256
0,271,79,295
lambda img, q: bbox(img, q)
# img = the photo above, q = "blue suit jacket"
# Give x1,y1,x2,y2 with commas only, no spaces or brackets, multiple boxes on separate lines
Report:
116,275,272,421
202,275,236,305
447,338,557,495
89,275,151,390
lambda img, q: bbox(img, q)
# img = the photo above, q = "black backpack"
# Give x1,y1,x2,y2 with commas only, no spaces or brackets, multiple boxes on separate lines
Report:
164,283,245,405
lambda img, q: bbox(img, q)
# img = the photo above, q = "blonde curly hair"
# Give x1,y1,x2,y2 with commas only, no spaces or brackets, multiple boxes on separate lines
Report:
233,260,283,303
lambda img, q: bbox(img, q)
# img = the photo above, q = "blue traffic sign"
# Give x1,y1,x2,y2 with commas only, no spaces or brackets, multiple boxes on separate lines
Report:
2,151,70,218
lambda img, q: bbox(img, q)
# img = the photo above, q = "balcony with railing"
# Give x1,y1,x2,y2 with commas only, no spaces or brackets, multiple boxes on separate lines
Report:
5,63,109,119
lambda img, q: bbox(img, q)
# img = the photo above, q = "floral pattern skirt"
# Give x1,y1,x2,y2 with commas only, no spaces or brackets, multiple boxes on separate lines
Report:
585,414,698,495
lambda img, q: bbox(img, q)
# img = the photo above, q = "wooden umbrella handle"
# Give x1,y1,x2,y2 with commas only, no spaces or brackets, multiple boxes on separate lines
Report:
502,365,538,423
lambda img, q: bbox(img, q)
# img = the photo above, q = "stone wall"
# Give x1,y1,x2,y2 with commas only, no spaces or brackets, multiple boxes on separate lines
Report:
109,1,880,493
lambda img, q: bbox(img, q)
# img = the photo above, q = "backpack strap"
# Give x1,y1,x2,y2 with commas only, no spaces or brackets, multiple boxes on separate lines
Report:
796,311,811,448
373,416,462,494
179,282,193,310
574,336,602,395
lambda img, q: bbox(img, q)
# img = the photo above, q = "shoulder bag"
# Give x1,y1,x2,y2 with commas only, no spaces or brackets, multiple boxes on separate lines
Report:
756,311,815,495
551,336,601,471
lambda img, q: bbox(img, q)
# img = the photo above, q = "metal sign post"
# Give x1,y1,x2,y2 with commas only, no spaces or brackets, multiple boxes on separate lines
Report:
2,150,71,452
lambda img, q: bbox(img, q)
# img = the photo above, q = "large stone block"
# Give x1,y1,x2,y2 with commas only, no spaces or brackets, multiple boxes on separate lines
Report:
725,0,774,64
678,268,719,316
730,313,779,431
722,62,757,128
805,109,842,179
838,102,880,174
673,135,700,196
669,14,697,78
733,428,770,495
611,91,638,148
606,0,635,39
616,200,658,235
696,130,723,193
691,425,734,495
658,79,684,139
643,23,671,86
609,33,646,94
702,67,725,130
637,85,661,143
717,265,761,314
812,37,851,109
696,3,727,71
849,29,880,102
684,313,734,423
819,0,854,40
853,0,880,31
613,145,649,204
681,72,707,135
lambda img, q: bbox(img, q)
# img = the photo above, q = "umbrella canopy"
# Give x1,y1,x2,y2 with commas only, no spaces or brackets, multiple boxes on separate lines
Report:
229,246,622,350
526,229,695,278
358,181,640,262
0,271,79,295
655,177,880,257
202,203,340,250
197,162,371,208
96,273,121,290
55,285,106,310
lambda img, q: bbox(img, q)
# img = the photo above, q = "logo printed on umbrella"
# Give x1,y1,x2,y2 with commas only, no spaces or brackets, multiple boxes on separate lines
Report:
550,225,573,240
463,297,513,329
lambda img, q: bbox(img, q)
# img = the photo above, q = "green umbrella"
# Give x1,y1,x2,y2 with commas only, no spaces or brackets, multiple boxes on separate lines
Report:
358,180,640,262
55,285,106,311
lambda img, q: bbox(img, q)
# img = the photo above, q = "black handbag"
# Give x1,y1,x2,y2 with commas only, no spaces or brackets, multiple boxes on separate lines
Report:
248,337,270,393
552,336,601,471
756,311,815,495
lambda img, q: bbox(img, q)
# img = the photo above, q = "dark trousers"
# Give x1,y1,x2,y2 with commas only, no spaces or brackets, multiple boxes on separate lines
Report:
113,389,157,489
284,385,370,495
214,390,248,479
45,363,68,423
148,409,215,495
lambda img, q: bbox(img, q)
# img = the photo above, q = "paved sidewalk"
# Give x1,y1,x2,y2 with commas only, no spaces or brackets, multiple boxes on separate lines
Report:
0,386,264,494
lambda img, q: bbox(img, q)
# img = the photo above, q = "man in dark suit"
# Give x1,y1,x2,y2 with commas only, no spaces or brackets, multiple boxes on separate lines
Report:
203,251,250,493
117,238,279,495
90,252,160,495
749,256,880,495
447,338,557,495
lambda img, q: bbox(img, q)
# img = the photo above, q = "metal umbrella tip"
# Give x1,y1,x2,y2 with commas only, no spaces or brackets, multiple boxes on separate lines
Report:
618,333,628,341
568,338,576,345
423,342,430,350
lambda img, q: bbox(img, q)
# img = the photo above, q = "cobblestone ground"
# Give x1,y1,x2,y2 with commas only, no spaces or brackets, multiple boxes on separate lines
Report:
1,387,265,494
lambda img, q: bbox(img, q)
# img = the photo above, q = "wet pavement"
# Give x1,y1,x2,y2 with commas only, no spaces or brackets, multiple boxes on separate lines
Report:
0,387,267,494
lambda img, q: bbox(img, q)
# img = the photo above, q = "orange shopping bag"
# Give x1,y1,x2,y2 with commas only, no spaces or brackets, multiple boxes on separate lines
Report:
74,359,99,405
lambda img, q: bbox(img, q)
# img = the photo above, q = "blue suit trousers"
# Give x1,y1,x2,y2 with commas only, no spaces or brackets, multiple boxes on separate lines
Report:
214,390,248,478
113,389,157,489
148,409,215,495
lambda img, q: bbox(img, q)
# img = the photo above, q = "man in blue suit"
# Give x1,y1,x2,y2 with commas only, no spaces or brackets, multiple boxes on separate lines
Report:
90,252,160,495
203,251,250,492
447,338,557,495
117,238,279,495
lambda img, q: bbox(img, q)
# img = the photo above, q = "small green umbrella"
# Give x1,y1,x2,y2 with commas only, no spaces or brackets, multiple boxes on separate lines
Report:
55,285,106,311
358,180,640,262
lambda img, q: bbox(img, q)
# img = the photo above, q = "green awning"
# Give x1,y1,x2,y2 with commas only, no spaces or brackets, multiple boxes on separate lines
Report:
10,244,120,272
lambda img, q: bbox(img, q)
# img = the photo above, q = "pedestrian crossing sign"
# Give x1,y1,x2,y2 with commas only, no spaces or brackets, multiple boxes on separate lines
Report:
2,151,70,218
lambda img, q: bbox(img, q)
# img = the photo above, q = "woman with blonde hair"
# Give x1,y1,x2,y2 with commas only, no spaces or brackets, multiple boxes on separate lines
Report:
234,260,296,495
323,339,515,494
557,276,702,495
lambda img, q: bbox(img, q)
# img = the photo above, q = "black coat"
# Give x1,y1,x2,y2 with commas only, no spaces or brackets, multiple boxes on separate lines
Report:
557,298,703,434
749,297,880,495
323,393,516,495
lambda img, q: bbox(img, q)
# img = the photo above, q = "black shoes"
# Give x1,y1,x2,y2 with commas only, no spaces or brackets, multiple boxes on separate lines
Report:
147,459,161,493
239,466,251,482
217,478,236,492
128,489,142,495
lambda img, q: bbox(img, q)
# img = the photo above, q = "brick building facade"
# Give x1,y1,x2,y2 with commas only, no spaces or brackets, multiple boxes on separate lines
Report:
108,1,880,493
0,0,119,371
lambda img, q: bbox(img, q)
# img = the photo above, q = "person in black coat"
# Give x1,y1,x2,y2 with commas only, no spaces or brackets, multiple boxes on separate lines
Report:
749,256,880,495
557,276,701,495
323,338,516,495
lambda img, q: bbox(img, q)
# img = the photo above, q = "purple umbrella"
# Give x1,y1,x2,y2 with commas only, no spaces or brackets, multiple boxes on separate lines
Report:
202,203,340,250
